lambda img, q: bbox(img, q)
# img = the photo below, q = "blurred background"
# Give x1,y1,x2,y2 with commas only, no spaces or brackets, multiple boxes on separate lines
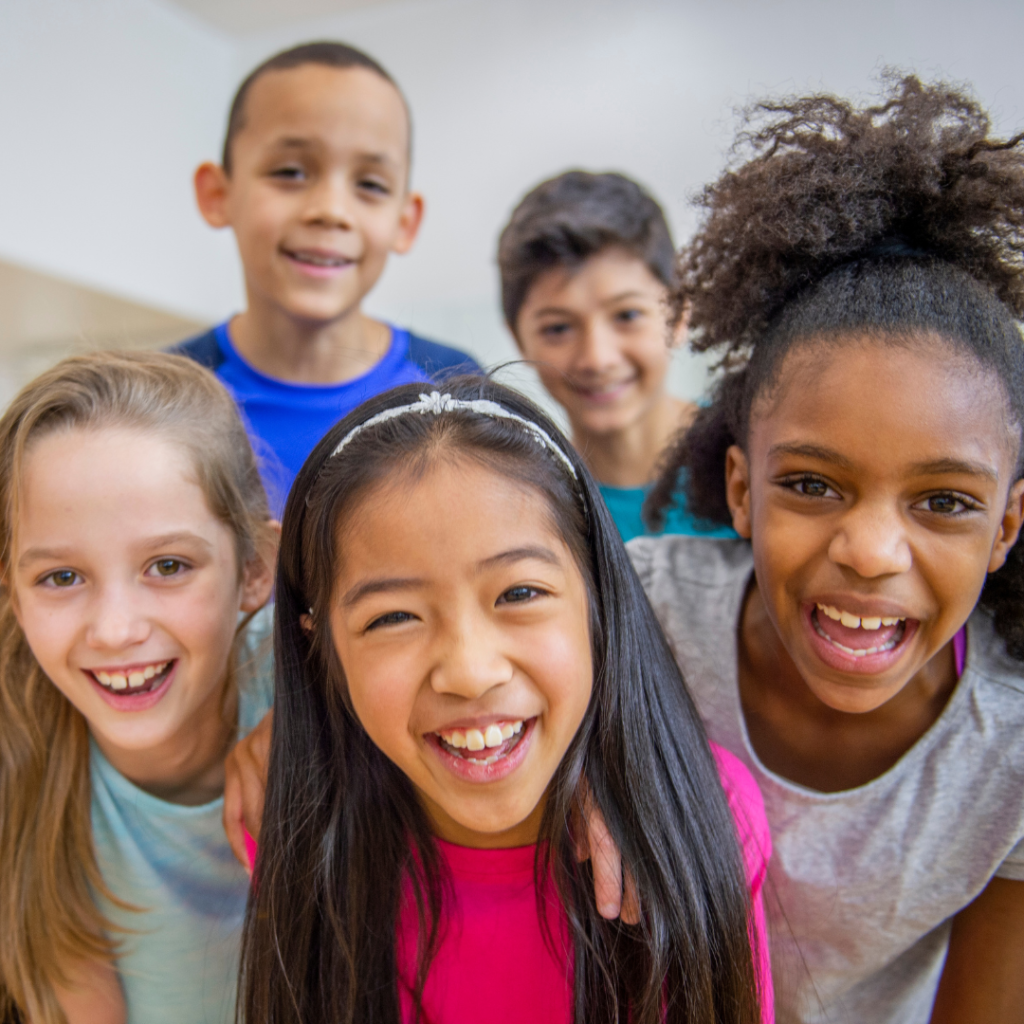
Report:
2,0,1023,416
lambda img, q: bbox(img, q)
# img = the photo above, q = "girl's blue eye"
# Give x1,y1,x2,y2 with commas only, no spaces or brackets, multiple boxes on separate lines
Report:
367,610,414,630
44,569,79,588
499,585,540,605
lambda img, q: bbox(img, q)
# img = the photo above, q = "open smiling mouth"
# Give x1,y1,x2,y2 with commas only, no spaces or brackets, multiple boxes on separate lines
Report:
89,660,174,696
433,719,528,766
811,604,910,658
283,248,353,269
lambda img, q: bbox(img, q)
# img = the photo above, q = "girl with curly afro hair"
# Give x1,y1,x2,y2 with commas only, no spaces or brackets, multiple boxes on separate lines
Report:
620,73,1024,1022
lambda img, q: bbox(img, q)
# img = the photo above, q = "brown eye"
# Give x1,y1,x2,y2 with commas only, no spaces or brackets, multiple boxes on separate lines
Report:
151,559,183,577
46,569,79,588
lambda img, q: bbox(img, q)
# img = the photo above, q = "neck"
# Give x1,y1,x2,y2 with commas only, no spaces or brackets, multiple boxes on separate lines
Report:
574,396,694,487
230,297,391,385
92,680,237,806
419,791,547,848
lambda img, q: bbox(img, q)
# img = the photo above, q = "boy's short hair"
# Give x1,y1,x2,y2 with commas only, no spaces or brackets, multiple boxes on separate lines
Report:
222,41,401,174
498,170,676,329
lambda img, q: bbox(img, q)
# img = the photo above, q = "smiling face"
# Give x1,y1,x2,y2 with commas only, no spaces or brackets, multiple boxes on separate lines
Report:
513,248,679,441
328,458,593,847
10,427,272,794
728,336,1024,713
197,64,422,326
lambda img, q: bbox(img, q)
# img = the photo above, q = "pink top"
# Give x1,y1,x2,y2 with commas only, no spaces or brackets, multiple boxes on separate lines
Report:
396,742,774,1023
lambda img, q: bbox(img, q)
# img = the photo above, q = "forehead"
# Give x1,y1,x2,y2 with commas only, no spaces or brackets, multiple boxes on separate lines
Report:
751,336,1020,475
524,248,666,310
235,64,410,164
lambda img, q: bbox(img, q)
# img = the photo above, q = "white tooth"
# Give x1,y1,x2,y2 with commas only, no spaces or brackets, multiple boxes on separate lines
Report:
97,671,111,686
450,730,467,749
465,729,485,751
484,724,503,748
866,647,878,655
853,649,868,657
861,617,882,630
128,671,146,688
839,611,861,628
512,720,523,734
110,673,128,691
881,616,899,626
500,723,514,740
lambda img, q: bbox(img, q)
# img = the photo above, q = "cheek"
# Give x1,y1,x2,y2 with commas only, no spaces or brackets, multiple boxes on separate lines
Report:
336,644,421,751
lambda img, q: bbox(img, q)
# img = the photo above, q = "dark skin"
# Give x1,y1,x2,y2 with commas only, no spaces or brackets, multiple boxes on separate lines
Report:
728,334,1024,1021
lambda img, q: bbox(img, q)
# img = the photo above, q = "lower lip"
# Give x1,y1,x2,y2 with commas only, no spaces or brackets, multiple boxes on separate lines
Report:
86,662,177,712
574,379,635,405
804,606,918,676
425,718,536,783
283,251,353,279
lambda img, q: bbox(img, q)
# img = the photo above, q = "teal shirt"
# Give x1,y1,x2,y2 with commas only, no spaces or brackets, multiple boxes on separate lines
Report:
598,480,737,543
90,607,274,1024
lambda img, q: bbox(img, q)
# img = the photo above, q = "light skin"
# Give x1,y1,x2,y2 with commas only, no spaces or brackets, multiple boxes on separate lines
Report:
194,64,423,385
512,247,695,487
327,459,593,848
725,335,1024,1021
9,426,276,1023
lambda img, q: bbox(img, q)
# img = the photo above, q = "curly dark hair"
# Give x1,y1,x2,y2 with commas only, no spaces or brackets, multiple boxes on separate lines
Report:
645,73,1024,657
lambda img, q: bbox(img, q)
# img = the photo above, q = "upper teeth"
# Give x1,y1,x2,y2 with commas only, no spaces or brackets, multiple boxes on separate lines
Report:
93,661,170,691
817,605,904,630
440,720,523,750
295,252,345,266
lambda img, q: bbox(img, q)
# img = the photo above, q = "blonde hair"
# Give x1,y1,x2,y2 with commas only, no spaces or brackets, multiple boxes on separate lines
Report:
0,351,274,1023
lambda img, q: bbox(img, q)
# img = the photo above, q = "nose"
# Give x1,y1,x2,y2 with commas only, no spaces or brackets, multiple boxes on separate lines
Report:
828,499,913,579
85,583,151,652
428,612,514,701
571,321,621,377
303,172,354,230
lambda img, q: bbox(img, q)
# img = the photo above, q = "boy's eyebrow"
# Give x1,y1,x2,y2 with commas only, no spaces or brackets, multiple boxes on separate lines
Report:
531,290,651,318
269,136,400,169
17,531,213,568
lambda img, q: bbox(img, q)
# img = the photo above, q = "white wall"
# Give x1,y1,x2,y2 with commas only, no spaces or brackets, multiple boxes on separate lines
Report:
3,0,1024,408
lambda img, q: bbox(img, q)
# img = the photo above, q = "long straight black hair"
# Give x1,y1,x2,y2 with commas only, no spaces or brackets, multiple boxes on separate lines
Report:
238,377,760,1024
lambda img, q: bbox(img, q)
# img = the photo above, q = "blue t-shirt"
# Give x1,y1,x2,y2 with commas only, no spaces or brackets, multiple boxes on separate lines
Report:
90,608,274,1024
598,479,738,544
170,322,480,513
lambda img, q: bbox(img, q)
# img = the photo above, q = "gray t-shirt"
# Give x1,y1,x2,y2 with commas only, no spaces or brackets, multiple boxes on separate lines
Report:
90,605,274,1024
629,536,1024,1024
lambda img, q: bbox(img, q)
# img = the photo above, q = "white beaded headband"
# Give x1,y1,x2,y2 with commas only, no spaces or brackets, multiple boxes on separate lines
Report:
330,390,579,483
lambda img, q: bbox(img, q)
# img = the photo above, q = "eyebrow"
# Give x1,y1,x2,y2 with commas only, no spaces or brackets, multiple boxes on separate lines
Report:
531,290,651,319
17,531,213,569
340,547,562,607
768,443,999,482
270,137,398,168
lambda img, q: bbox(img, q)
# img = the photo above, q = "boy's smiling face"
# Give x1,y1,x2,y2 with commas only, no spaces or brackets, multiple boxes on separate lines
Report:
196,64,422,325
728,336,1024,714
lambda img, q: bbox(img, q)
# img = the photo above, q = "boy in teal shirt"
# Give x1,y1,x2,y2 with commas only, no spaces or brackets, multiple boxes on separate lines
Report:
498,170,734,542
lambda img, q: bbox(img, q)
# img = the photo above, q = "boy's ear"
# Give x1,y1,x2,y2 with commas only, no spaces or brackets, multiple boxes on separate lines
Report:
240,521,281,613
988,478,1024,573
390,192,424,255
194,162,232,229
725,445,753,539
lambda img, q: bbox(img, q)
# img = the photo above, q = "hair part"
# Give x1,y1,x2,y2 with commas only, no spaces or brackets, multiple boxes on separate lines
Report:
0,351,274,1023
241,376,760,1024
498,170,676,329
646,73,1024,657
221,40,407,174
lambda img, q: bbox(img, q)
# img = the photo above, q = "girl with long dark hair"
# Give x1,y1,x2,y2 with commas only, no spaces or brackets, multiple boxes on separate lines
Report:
239,377,771,1023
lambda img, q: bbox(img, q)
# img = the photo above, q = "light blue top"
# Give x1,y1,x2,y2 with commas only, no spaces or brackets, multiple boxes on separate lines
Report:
598,477,737,543
90,607,274,1024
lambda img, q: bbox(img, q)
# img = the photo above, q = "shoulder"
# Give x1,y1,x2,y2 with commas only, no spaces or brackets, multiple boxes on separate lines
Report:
968,607,1024,700
165,325,225,372
405,331,482,380
710,741,771,892
627,534,753,596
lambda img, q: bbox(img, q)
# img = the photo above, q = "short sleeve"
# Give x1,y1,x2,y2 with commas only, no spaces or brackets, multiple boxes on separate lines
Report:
995,835,1024,881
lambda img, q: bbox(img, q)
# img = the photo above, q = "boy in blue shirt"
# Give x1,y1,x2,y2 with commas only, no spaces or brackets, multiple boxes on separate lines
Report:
498,170,733,542
174,42,478,510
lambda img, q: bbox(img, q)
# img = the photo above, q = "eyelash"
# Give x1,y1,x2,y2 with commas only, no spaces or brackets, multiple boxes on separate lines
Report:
364,584,546,630
780,475,982,516
780,474,840,500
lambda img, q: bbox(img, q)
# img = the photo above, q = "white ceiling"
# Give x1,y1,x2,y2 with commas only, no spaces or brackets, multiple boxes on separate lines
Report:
166,0,401,34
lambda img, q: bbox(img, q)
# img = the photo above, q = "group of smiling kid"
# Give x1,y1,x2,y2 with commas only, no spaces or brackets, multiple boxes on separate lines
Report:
0,34,1021,1024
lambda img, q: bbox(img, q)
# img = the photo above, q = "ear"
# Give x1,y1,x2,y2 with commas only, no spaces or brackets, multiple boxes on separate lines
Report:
391,191,424,255
725,445,753,539
194,162,232,229
669,299,691,350
240,521,281,613
988,478,1024,573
